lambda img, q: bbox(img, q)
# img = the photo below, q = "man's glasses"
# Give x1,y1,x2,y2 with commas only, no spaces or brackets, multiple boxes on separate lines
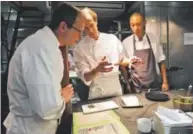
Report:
72,26,82,33
71,26,86,43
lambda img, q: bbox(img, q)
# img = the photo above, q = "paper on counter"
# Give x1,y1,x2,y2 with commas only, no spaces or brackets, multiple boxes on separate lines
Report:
73,111,120,127
121,95,141,107
73,111,130,134
78,123,119,134
82,101,119,114
76,119,130,134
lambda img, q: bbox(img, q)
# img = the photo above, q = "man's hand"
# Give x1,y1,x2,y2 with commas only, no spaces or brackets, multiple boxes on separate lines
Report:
114,56,143,67
114,56,129,67
161,82,169,92
61,84,74,103
159,62,169,92
93,56,113,74
130,56,143,65
84,56,113,81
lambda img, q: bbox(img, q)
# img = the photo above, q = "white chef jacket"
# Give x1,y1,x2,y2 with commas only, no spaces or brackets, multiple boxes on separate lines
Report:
73,33,123,99
122,33,166,75
4,26,65,134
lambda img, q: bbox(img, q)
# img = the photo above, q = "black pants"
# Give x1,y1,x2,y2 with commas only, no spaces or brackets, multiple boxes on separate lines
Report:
74,79,89,101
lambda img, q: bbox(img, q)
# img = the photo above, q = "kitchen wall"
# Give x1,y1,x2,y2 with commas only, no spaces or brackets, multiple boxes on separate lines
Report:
145,1,193,88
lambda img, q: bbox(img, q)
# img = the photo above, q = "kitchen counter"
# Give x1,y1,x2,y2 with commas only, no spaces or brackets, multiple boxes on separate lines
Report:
57,90,189,134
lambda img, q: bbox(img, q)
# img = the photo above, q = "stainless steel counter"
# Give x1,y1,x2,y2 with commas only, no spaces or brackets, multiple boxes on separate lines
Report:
72,90,189,134
57,90,190,134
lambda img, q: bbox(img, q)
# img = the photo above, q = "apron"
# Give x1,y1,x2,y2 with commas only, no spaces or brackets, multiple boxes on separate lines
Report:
89,72,122,100
131,34,157,90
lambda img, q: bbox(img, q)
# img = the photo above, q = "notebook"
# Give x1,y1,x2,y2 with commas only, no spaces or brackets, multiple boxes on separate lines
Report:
73,111,130,134
121,95,143,108
81,101,119,114
77,122,120,134
73,111,120,127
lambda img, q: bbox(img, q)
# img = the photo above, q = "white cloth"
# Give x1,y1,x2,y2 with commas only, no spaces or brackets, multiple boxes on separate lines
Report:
68,53,76,71
73,33,123,99
122,33,166,74
89,72,122,99
4,26,65,134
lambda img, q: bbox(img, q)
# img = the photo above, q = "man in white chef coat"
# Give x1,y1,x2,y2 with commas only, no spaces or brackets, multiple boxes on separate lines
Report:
3,3,87,134
122,12,169,92
73,8,125,100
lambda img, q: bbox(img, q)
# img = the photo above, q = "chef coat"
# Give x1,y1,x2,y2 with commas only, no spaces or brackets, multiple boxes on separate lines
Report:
73,33,123,99
4,26,65,134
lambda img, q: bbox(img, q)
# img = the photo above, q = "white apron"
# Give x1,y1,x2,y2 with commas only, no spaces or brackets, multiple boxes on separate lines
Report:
89,71,122,99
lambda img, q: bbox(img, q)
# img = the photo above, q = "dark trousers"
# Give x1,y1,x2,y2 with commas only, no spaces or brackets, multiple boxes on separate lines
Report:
74,79,89,101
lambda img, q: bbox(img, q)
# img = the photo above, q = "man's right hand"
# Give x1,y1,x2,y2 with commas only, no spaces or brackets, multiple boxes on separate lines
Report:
61,84,74,103
93,56,113,74
84,56,113,82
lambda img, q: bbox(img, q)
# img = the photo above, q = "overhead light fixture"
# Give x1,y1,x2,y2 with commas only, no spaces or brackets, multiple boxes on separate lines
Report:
12,28,25,31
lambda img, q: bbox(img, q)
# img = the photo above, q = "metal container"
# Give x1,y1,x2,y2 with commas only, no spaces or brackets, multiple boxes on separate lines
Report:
153,110,193,134
173,96,193,112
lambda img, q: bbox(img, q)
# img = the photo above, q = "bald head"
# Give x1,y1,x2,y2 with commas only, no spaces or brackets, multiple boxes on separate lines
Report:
82,8,99,40
83,7,98,22
129,12,146,40
130,12,145,22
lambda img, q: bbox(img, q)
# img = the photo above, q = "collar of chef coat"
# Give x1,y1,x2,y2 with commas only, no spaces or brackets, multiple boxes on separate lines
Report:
41,26,61,47
134,33,147,42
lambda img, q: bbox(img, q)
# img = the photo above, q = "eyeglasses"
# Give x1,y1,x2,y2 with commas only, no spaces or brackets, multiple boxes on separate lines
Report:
71,26,86,43
72,26,82,33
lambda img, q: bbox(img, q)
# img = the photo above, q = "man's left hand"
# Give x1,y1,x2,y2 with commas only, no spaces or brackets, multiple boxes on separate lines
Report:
161,82,169,92
114,56,143,67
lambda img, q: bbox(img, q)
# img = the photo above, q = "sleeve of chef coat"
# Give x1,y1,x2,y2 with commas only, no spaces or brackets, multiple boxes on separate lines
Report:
157,43,166,63
122,37,133,58
151,33,166,63
73,46,92,86
23,47,65,120
115,35,125,59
